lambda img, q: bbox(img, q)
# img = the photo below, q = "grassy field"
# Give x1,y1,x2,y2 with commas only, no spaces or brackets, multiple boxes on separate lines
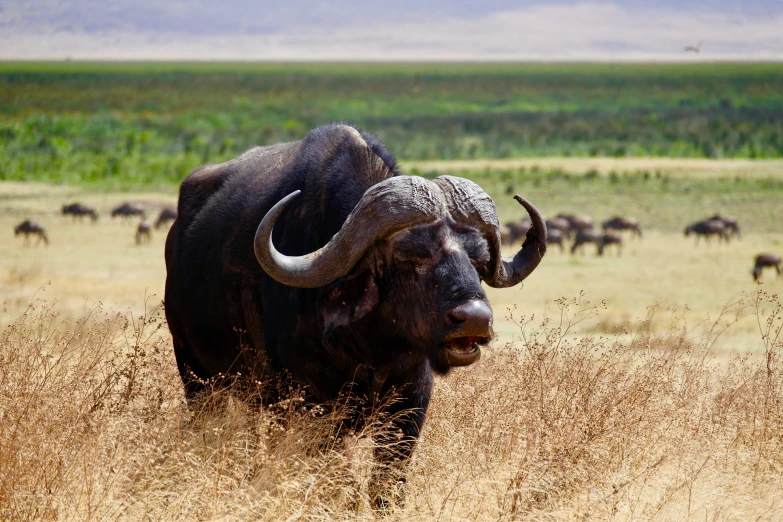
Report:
2,154,783,519
2,62,783,190
4,60,783,520
2,156,781,346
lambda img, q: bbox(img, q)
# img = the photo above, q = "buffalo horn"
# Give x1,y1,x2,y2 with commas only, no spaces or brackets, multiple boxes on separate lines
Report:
432,176,547,288
254,176,444,288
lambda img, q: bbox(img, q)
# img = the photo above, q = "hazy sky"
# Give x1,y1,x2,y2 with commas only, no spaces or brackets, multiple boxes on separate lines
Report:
1,0,782,60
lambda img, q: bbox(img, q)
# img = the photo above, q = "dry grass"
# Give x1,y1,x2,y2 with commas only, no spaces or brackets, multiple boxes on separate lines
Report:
2,291,783,520
2,176,783,519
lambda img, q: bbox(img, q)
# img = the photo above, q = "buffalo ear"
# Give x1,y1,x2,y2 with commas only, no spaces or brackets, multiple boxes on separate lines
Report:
321,271,379,331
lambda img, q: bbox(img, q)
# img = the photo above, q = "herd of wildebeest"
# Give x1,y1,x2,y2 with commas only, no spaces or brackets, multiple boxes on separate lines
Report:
499,211,779,281
10,199,783,283
12,202,178,246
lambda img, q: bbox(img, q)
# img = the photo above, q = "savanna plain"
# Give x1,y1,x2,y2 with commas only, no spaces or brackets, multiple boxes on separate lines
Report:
2,63,783,521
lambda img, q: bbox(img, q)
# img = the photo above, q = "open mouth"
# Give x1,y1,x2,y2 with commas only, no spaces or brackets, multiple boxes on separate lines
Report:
440,336,489,366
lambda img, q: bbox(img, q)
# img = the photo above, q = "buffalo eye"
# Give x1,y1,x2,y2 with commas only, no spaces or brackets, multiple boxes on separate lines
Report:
463,238,491,268
393,243,433,265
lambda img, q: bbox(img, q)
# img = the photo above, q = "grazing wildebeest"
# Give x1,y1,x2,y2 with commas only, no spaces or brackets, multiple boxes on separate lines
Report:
707,214,740,239
14,219,49,246
752,253,782,281
598,233,623,256
502,218,532,245
155,206,178,229
547,227,565,252
546,217,571,237
684,220,729,245
602,216,641,238
136,221,152,244
499,223,511,245
165,124,547,505
571,229,602,255
62,202,98,222
557,214,594,236
111,202,146,221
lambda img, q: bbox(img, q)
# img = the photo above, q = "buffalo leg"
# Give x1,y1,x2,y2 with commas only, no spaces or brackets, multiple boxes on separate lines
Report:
172,339,208,404
371,362,433,509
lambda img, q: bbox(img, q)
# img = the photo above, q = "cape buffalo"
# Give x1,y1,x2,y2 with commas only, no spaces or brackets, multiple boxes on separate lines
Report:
62,202,98,222
14,219,49,246
155,206,178,229
752,253,781,281
164,124,547,504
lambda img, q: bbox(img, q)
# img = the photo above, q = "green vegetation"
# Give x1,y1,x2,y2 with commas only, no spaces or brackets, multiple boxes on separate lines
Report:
1,62,783,187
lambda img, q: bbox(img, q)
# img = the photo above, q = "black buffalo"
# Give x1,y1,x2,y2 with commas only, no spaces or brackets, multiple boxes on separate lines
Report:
164,124,547,502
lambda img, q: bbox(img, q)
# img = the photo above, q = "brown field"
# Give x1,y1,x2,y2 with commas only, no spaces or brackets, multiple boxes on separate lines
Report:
2,173,783,520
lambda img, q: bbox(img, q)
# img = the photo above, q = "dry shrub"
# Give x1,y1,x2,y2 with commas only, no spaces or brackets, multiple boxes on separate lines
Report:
1,290,783,521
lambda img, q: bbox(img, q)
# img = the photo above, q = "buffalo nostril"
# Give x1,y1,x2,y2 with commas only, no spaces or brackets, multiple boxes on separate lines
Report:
445,300,493,334
447,309,467,325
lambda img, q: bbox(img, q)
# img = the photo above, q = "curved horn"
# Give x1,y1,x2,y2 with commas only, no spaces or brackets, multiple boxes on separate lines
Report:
255,176,445,288
432,176,547,288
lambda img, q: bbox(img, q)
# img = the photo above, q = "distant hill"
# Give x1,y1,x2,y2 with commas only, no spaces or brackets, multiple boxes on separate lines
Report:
1,1,782,60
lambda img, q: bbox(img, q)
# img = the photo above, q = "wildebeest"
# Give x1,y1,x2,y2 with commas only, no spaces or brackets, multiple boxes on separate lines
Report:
752,253,782,281
684,220,729,245
598,233,623,256
62,202,98,222
501,218,532,245
136,220,152,244
14,219,49,246
164,124,547,503
707,214,740,239
602,216,641,238
546,228,565,252
546,217,571,237
155,206,178,229
111,202,146,221
557,214,594,236
571,229,602,255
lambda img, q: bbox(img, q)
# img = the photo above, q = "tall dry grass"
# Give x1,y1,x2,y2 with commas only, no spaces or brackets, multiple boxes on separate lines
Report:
1,290,782,520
